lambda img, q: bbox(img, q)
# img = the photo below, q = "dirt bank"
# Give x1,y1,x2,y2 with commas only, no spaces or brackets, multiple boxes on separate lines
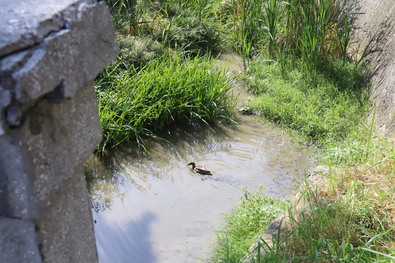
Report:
347,0,395,137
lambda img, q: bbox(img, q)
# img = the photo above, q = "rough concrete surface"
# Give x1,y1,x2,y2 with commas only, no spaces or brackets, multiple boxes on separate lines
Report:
0,217,41,263
0,0,118,262
347,0,395,137
21,83,103,209
37,168,98,263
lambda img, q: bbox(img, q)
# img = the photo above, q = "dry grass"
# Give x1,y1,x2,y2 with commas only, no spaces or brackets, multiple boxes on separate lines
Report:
247,139,395,262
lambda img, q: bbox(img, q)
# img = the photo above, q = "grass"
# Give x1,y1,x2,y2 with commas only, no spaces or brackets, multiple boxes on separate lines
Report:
97,0,356,152
213,0,352,70
95,2,394,262
245,57,370,146
96,52,236,154
210,133,394,263
209,188,286,263
95,0,235,153
248,136,395,262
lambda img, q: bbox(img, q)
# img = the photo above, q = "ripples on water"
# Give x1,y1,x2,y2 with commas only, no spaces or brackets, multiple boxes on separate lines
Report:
86,54,312,263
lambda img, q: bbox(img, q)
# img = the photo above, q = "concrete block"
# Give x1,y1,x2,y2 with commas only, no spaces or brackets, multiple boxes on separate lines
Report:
37,170,98,262
0,217,41,263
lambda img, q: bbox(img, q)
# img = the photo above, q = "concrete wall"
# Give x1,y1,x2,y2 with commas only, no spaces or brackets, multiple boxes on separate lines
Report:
347,0,395,137
0,1,118,262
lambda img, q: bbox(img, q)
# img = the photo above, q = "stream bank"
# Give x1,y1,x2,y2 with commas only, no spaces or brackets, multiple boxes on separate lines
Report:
86,53,313,263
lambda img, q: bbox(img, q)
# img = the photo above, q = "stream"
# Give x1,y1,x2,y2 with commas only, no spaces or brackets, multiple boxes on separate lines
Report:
86,53,312,263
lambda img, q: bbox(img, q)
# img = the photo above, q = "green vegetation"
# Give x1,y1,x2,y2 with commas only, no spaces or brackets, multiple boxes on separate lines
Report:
97,0,355,152
246,58,370,146
248,138,395,262
209,132,394,262
210,188,286,262
96,53,235,153
96,0,395,262
96,0,237,153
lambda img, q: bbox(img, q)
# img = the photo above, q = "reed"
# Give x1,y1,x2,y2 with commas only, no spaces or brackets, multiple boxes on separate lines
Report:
223,0,352,70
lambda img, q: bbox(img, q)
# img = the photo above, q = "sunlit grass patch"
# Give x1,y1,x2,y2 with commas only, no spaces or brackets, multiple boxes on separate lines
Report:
246,57,370,145
210,187,286,262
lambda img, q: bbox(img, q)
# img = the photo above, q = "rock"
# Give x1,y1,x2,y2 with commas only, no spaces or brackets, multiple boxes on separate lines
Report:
307,165,330,185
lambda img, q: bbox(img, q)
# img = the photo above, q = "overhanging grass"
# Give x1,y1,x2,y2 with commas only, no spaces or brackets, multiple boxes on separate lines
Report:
95,53,236,153
209,134,395,263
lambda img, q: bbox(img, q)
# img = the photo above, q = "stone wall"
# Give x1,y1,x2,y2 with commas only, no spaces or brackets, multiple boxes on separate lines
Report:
0,1,118,262
347,0,395,136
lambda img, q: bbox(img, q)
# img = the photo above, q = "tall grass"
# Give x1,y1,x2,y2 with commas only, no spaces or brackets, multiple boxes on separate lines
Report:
217,0,352,70
232,0,265,67
95,53,236,154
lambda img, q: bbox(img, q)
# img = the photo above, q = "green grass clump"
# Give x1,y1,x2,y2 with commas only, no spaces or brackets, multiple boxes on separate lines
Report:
210,188,285,262
96,53,236,153
246,57,370,145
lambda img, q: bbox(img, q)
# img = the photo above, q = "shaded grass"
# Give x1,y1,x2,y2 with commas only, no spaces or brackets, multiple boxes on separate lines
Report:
106,0,223,56
96,53,236,154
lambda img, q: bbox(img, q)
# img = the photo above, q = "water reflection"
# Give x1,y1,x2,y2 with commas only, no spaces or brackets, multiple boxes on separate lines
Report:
87,118,312,263
87,53,313,262
95,211,158,263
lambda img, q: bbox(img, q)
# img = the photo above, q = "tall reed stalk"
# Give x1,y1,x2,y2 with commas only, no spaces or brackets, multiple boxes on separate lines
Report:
233,0,264,69
229,0,352,70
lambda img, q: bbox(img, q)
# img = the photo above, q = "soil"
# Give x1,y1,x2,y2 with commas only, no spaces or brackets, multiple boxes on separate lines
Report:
346,0,395,137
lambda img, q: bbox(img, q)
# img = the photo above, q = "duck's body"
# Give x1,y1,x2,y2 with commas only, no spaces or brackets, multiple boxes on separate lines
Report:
187,162,212,176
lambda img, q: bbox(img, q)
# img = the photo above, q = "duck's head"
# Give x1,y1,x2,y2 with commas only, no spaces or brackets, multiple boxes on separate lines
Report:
187,162,196,168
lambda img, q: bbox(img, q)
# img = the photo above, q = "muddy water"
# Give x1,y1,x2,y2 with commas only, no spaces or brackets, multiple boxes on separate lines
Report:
87,54,312,263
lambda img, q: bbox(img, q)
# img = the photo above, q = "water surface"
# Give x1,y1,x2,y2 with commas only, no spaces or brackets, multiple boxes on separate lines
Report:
87,54,312,263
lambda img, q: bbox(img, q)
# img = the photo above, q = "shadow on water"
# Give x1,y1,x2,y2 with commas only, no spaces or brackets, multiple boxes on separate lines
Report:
95,211,158,263
86,53,314,263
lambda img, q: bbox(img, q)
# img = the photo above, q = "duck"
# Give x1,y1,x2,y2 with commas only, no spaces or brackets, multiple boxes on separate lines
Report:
187,162,212,176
